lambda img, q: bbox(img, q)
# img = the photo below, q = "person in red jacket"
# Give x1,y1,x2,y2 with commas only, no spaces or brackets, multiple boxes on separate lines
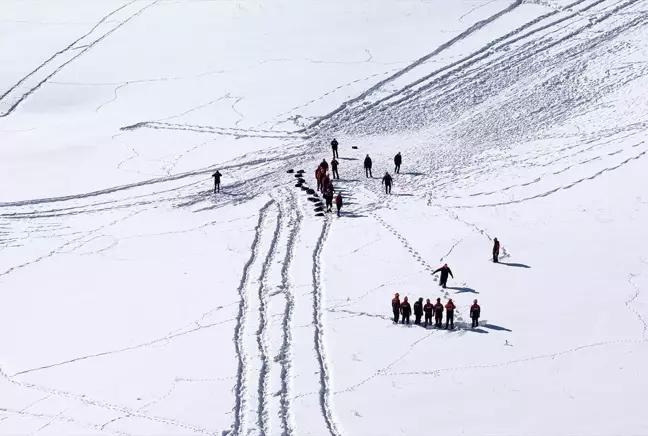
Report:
423,299,434,327
335,193,343,217
316,167,324,191
321,173,331,193
470,299,481,328
400,296,412,325
445,299,456,329
433,298,444,327
391,293,400,323
493,238,500,263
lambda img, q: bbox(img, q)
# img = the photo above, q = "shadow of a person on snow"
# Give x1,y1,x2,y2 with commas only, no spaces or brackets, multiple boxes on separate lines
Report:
447,286,479,294
498,262,531,268
482,323,513,332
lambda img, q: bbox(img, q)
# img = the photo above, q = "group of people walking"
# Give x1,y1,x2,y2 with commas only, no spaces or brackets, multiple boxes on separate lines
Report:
363,152,401,195
315,158,343,216
392,294,481,329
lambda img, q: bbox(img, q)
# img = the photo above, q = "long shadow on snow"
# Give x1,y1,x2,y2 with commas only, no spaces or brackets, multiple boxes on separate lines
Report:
498,262,531,268
482,323,512,332
342,212,368,218
447,286,479,294
339,157,359,161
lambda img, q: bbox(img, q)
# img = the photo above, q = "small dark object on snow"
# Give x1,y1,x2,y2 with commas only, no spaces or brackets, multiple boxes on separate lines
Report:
306,188,315,195
314,206,324,212
287,169,295,174
296,169,305,174
295,183,302,187
308,197,319,202
352,146,358,149
315,212,325,217
300,185,308,191
297,177,305,183
294,174,302,178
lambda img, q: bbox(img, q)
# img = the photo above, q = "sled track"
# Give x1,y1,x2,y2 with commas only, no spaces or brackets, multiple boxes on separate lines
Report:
277,193,303,436
231,200,275,436
311,217,342,436
627,274,648,342
255,198,284,436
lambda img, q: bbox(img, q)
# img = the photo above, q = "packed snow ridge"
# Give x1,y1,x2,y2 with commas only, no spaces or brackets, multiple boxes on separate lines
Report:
1,0,648,435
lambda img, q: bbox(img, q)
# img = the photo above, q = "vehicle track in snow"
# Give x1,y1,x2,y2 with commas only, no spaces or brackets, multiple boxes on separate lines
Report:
231,200,275,436
311,217,343,436
276,193,303,436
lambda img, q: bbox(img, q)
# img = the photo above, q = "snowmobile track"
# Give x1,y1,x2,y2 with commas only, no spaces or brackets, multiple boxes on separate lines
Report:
231,200,275,436
311,217,343,436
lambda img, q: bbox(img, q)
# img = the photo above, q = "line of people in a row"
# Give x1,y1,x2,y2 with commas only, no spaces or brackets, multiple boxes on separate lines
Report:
392,293,481,329
315,159,343,216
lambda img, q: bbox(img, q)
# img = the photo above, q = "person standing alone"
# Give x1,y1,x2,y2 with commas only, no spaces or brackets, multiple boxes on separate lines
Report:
331,138,339,159
364,154,373,178
331,158,339,179
382,172,393,194
470,299,481,328
212,170,222,193
394,152,402,174
335,192,343,217
493,238,500,263
433,264,454,288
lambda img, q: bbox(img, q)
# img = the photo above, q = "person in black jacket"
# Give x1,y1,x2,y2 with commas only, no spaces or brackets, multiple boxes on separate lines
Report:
212,170,222,193
320,159,329,172
445,299,456,330
433,298,444,327
413,297,423,325
394,152,402,174
423,299,434,327
364,155,373,178
470,299,481,328
400,296,412,324
433,263,454,288
331,139,339,159
493,238,500,263
331,158,339,179
382,172,393,194
391,293,400,323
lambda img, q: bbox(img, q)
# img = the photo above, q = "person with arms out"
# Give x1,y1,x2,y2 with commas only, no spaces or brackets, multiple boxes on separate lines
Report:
423,299,434,327
331,139,339,159
364,154,373,178
382,172,393,194
413,297,423,325
212,170,222,193
433,263,454,288
400,296,412,325
331,158,339,180
394,152,402,174
493,238,500,263
434,298,444,327
445,299,456,329
470,299,481,328
335,192,343,217
391,293,400,323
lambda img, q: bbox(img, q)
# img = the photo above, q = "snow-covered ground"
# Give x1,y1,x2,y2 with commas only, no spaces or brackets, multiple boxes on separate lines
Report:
1,0,648,434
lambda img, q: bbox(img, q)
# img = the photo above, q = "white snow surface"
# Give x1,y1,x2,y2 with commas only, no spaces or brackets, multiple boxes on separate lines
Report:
2,0,648,434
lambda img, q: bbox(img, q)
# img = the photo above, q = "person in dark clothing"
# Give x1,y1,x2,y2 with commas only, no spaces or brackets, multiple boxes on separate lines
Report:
413,297,423,325
364,155,373,178
445,299,456,329
423,299,434,327
320,159,329,172
382,172,393,194
433,264,454,288
331,158,339,179
392,293,400,323
400,296,412,324
470,299,481,328
316,167,324,191
335,193,343,217
212,170,222,193
433,298,444,327
331,139,339,159
321,174,331,193
394,152,402,174
493,238,500,263
324,183,334,212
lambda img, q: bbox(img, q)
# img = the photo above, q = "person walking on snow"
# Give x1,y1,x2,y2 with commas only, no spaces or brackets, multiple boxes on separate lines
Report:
331,158,340,180
364,154,373,178
470,299,481,328
433,297,444,327
423,299,434,327
433,263,454,288
445,299,456,329
400,296,412,325
331,139,339,159
492,238,500,263
324,183,334,212
315,167,324,191
321,173,331,193
394,152,402,174
212,170,222,193
335,193,343,217
392,293,401,323
320,159,329,172
413,297,423,325
382,172,393,194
